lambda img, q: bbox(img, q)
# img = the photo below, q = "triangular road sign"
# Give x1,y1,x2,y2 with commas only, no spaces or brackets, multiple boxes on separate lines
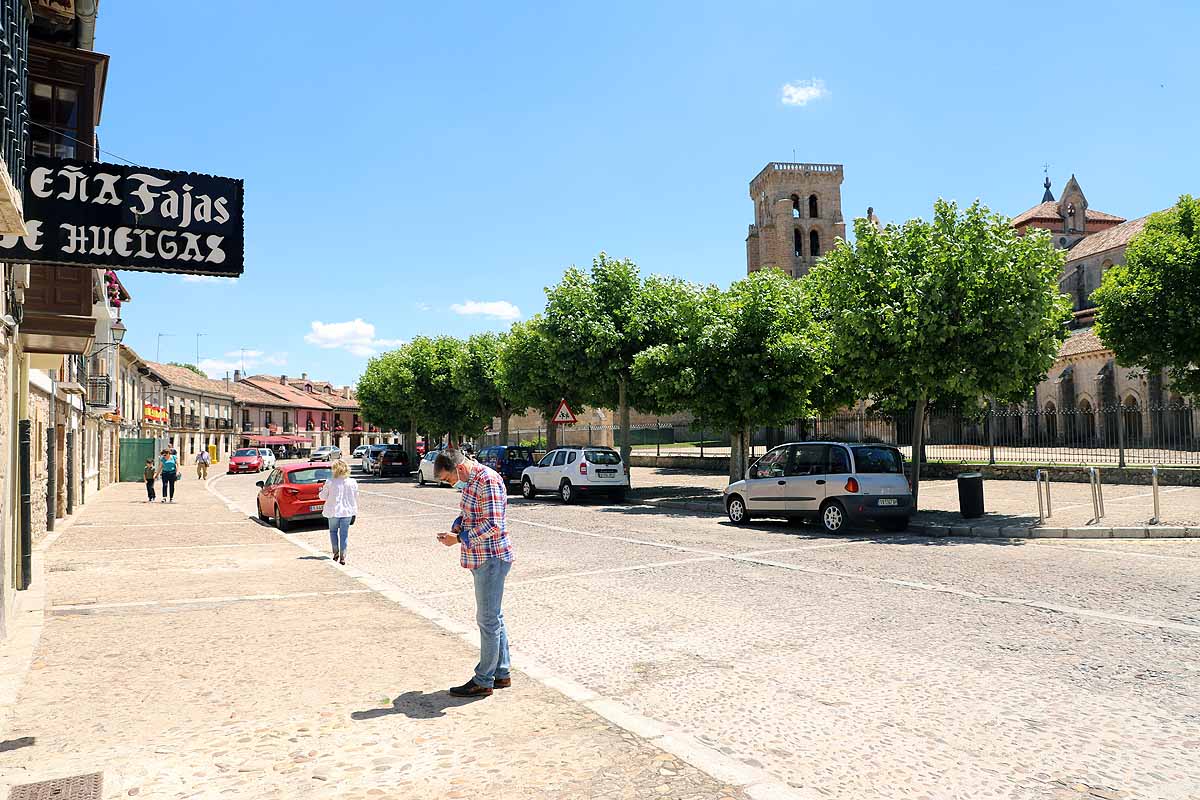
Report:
552,399,577,425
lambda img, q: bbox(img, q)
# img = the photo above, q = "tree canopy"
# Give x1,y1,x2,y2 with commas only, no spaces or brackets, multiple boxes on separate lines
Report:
496,317,575,450
1094,195,1200,398
452,331,521,439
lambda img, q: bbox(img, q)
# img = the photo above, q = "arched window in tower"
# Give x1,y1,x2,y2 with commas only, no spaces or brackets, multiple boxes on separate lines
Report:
790,194,800,219
808,194,819,218
794,229,803,258
809,230,820,258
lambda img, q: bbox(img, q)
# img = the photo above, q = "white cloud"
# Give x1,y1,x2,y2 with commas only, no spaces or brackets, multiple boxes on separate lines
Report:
415,302,433,313
449,300,522,321
181,275,234,284
228,349,263,358
781,79,829,107
304,319,405,358
198,350,288,378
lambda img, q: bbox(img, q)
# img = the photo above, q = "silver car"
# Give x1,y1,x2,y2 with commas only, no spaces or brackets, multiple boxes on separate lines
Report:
310,445,342,462
724,441,912,533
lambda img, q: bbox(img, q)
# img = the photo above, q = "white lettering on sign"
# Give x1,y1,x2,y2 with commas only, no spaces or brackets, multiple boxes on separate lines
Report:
7,222,230,265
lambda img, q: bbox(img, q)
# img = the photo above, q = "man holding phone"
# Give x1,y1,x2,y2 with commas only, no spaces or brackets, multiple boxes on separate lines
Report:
435,448,514,697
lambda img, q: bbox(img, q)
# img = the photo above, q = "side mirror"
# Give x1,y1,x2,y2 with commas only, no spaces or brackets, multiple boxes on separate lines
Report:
747,466,759,480
255,481,265,488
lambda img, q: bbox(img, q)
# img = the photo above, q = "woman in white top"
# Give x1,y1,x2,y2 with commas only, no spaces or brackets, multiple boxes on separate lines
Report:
319,459,359,565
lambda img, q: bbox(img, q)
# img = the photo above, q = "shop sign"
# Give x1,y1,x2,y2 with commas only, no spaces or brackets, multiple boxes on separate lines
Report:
0,157,244,277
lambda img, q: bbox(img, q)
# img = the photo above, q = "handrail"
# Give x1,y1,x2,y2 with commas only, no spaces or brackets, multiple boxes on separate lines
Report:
1035,468,1052,523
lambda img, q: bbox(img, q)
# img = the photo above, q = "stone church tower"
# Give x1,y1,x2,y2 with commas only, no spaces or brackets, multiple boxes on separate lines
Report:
746,162,846,277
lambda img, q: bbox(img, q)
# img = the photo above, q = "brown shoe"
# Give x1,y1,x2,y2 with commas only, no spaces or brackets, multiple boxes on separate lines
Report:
449,679,492,697
493,677,511,689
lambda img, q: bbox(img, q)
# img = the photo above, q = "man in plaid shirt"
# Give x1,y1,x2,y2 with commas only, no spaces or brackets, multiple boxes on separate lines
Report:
436,448,514,697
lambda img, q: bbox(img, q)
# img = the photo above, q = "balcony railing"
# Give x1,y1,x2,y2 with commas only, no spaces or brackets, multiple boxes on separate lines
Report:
170,414,201,429
85,375,111,408
1,0,29,193
205,417,232,431
242,421,254,432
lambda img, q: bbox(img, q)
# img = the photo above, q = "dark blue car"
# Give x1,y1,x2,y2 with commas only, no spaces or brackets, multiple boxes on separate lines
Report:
479,445,536,484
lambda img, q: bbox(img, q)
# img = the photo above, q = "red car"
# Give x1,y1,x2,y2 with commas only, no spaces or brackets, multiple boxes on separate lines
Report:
228,447,264,474
255,462,332,531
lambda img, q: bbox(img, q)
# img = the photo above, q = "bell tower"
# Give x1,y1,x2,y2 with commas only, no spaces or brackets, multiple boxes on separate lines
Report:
746,162,846,278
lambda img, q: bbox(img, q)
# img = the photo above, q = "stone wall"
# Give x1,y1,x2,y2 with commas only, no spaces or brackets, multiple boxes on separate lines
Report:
29,388,49,546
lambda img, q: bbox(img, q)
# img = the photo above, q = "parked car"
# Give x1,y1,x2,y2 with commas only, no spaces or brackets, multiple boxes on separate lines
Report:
361,444,385,473
352,445,369,461
257,448,277,470
520,445,626,503
478,445,536,485
310,445,342,462
416,450,448,486
371,444,411,477
228,447,265,474
255,463,332,531
723,442,912,533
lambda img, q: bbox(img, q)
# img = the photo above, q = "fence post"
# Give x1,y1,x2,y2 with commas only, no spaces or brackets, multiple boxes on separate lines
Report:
1150,465,1160,525
655,419,660,458
588,425,593,446
700,426,705,459
1116,405,1127,468
988,399,996,465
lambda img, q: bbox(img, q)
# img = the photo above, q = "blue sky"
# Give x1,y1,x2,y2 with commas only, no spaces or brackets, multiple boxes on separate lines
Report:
102,0,1199,386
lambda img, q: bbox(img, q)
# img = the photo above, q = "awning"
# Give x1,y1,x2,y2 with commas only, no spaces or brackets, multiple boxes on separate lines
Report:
247,435,312,445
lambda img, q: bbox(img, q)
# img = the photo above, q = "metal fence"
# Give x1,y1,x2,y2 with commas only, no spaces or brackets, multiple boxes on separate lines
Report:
476,404,1200,467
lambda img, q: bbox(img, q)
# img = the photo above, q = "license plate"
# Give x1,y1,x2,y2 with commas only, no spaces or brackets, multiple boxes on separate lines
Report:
309,505,322,512
878,498,898,507
597,469,617,477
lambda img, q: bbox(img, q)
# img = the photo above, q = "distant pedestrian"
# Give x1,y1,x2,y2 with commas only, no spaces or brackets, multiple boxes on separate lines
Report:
435,448,513,697
319,459,358,565
159,449,178,503
195,448,211,480
143,458,158,502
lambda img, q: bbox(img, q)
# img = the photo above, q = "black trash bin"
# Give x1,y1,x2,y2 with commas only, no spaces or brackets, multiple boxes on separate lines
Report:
957,472,985,518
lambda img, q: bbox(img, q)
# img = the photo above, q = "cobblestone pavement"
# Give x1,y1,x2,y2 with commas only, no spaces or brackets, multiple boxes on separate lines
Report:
628,467,1200,528
207,466,1200,800
0,478,755,800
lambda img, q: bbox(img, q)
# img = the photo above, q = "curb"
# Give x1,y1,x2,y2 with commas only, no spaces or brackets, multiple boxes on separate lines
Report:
206,476,822,800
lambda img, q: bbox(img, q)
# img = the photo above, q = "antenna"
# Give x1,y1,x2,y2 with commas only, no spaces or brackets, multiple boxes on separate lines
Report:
1042,162,1050,176
195,333,206,368
156,333,174,362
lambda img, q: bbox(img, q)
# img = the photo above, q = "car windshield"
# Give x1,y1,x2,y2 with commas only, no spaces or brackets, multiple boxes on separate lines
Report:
508,447,533,461
585,450,621,465
234,449,257,457
289,468,331,484
852,446,903,474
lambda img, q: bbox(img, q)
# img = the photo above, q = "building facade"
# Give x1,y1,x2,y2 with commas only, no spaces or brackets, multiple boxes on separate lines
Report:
149,362,236,463
746,162,846,278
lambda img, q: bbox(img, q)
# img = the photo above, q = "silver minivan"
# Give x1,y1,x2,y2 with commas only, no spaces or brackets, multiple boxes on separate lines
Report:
723,441,912,533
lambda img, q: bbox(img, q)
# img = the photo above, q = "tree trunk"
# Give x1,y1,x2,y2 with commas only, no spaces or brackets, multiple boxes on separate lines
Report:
544,408,558,451
729,425,751,483
499,409,510,444
910,391,928,509
618,377,631,486
407,420,417,465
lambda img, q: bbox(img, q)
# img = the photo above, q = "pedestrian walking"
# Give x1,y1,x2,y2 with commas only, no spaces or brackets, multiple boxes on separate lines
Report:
435,448,513,697
159,449,179,503
319,459,358,565
195,448,211,480
143,458,158,502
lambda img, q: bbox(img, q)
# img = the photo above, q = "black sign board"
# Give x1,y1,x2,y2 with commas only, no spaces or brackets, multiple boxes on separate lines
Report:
0,157,244,277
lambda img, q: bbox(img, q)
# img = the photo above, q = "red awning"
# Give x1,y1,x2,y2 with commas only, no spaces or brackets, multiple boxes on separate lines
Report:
247,435,312,445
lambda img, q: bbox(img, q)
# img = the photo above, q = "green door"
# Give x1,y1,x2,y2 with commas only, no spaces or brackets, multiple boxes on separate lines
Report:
119,438,156,482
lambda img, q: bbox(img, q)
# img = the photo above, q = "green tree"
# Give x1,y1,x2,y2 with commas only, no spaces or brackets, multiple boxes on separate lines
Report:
452,332,522,442
168,362,205,376
1094,195,1200,398
405,336,487,444
357,347,418,459
634,269,827,481
802,199,1071,505
497,317,574,451
543,253,695,471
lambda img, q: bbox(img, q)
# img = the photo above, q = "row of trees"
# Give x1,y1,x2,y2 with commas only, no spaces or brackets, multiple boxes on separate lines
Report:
360,199,1096,504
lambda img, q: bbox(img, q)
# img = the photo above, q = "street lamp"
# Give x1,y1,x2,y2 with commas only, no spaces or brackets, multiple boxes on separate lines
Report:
91,318,126,354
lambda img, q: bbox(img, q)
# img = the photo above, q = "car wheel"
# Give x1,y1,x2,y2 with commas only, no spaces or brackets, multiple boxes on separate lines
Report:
418,470,426,486
257,502,268,522
521,478,536,499
819,500,847,534
881,517,910,533
559,480,575,504
726,495,750,524
274,505,291,532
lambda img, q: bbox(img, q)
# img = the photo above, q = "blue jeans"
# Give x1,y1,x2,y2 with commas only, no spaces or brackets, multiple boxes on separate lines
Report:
471,558,512,688
328,517,350,553
161,471,177,499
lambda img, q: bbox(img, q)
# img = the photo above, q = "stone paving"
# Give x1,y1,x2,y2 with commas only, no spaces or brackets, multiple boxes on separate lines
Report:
627,467,1200,530
0,479,754,800
207,466,1200,800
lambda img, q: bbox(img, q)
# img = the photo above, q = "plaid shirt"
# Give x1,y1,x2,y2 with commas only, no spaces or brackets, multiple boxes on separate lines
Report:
454,463,513,569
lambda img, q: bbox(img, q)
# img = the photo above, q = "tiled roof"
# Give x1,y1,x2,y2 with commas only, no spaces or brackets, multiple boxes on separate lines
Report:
147,361,236,399
244,376,335,409
1011,201,1125,227
227,380,291,407
285,379,358,409
1066,215,1150,262
1057,328,1108,359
